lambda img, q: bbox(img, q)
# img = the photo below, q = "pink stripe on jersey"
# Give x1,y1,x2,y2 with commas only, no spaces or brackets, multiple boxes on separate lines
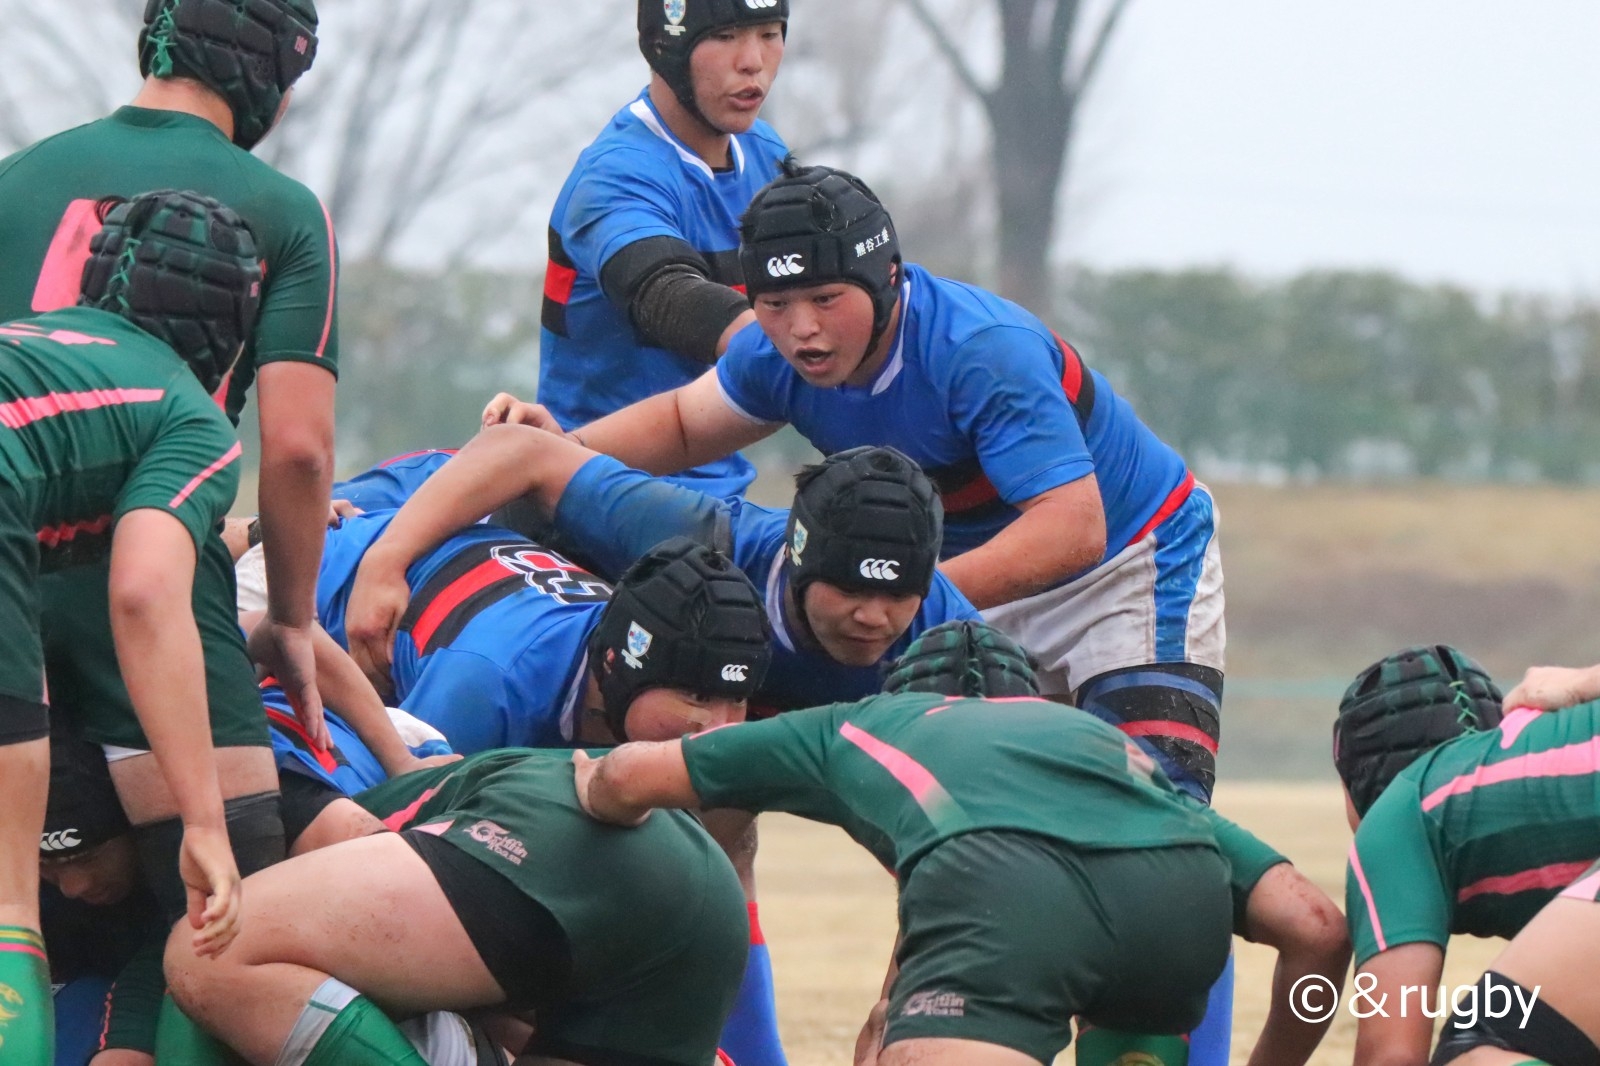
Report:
1421,736,1600,812
1498,707,1542,749
313,199,336,359
1456,860,1593,904
38,514,112,548
381,785,445,831
0,388,164,430
1348,842,1388,954
168,441,243,509
840,721,942,804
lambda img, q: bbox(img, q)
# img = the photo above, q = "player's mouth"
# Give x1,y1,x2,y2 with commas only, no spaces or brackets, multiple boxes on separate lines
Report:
729,87,766,111
793,348,834,375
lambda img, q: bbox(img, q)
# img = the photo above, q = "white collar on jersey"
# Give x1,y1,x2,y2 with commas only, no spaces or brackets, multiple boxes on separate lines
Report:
557,650,590,742
628,97,746,181
764,549,796,652
858,278,912,397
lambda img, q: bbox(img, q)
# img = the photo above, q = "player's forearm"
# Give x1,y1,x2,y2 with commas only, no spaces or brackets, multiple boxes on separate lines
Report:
309,625,413,775
588,742,701,823
1249,950,1345,1066
939,506,1104,610
571,391,701,475
370,425,563,575
109,553,226,833
258,438,332,630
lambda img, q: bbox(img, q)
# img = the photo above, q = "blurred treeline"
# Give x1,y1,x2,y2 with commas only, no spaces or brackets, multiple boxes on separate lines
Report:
318,260,1600,487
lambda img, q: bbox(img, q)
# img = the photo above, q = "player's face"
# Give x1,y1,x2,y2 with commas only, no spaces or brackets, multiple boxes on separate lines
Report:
625,688,747,741
690,22,785,134
802,581,923,667
39,836,140,907
753,283,881,388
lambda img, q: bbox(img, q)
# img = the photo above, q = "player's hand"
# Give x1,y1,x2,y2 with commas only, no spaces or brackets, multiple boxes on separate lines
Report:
249,619,329,750
346,552,409,698
391,751,464,777
571,750,649,827
180,823,243,957
1503,664,1600,713
481,392,564,433
328,499,363,527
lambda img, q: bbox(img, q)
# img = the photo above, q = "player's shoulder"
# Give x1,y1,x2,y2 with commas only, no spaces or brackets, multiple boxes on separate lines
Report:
907,267,1058,372
740,119,790,162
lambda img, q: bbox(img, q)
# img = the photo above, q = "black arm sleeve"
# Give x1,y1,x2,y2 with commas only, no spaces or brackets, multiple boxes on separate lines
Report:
599,236,751,365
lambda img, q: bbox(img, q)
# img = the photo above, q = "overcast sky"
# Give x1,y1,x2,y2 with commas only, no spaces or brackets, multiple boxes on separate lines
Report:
1060,1,1600,296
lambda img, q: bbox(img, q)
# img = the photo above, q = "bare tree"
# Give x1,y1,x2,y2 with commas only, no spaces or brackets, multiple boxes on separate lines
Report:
899,0,1133,311
0,0,637,266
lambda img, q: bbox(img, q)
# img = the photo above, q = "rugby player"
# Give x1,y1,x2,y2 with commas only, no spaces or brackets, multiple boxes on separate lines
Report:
537,0,793,500
342,431,977,714
0,190,265,1063
1334,644,1600,1066
0,0,337,738
1429,859,1600,1066
163,748,750,1066
574,623,1349,1066
341,434,975,1066
314,509,771,753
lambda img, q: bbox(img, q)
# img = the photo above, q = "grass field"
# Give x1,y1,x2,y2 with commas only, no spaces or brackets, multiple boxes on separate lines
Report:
756,783,1508,1066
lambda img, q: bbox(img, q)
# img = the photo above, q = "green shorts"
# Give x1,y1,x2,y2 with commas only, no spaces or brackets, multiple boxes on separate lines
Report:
0,480,48,742
360,754,750,1066
887,831,1233,1064
40,531,266,750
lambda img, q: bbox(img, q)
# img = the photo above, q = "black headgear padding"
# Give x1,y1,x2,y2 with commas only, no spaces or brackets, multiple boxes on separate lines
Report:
42,732,131,859
882,621,1040,700
786,446,942,599
80,189,263,395
638,0,789,132
589,536,772,740
1334,644,1504,817
740,160,901,350
139,0,319,151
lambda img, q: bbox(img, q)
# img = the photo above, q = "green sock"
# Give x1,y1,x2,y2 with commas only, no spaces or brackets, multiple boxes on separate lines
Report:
288,979,429,1066
154,994,250,1065
0,926,53,1066
1075,1027,1189,1066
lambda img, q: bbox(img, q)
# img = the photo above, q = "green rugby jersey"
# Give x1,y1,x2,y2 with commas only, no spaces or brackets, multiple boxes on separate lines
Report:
0,308,241,566
0,106,338,421
358,748,742,984
1346,703,1600,965
682,693,1224,881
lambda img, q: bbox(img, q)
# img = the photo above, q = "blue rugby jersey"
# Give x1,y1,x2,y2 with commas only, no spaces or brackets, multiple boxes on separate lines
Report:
331,449,456,514
716,265,1194,575
316,511,609,753
552,454,981,713
538,91,790,500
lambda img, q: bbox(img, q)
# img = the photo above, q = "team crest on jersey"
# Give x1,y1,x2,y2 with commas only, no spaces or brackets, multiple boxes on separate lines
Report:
624,621,653,668
664,0,687,34
790,521,808,564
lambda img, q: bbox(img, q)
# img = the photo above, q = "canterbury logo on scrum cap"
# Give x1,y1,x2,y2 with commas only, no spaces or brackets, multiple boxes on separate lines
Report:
859,559,900,581
767,254,805,278
745,0,780,7
721,663,749,682
40,829,82,852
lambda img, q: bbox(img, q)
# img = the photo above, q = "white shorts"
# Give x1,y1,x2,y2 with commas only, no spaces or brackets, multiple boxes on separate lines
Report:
235,542,269,615
981,483,1225,697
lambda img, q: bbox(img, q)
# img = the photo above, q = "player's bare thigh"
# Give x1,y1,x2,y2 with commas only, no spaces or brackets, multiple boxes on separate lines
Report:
1479,894,1600,1046
876,1037,1040,1066
166,831,504,1062
111,745,277,822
